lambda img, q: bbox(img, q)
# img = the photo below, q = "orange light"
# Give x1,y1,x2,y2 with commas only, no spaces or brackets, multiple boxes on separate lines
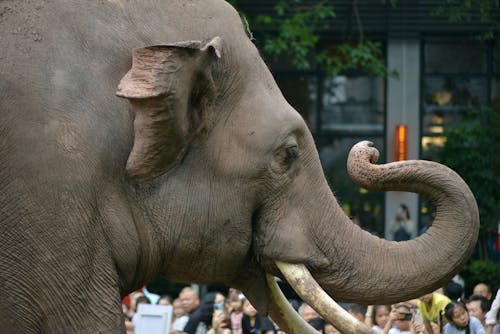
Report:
394,124,408,161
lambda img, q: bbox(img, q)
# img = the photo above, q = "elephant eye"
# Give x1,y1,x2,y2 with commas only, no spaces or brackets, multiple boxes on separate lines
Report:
273,144,299,173
284,145,299,166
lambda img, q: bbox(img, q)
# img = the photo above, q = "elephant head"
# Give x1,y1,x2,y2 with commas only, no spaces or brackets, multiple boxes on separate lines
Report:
113,2,479,333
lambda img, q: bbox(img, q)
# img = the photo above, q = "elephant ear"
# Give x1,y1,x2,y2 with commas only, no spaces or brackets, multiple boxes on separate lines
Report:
116,37,222,180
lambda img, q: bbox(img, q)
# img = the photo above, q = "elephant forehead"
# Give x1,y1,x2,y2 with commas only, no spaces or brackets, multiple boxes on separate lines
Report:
207,93,304,172
239,84,304,140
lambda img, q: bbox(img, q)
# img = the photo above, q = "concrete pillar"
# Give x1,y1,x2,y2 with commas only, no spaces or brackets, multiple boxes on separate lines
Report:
385,39,421,240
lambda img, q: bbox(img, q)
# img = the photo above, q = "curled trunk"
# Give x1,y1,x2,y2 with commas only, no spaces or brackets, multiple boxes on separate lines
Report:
315,141,479,304
252,141,479,333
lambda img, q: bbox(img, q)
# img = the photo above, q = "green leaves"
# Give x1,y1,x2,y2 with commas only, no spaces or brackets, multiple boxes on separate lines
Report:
257,1,335,71
231,0,397,76
318,41,398,77
431,0,500,40
442,107,500,242
254,1,394,76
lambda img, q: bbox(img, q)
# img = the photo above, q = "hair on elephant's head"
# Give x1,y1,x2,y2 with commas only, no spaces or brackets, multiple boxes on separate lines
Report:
114,3,479,334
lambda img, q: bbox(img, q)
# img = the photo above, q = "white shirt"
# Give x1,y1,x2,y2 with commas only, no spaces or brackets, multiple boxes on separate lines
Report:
173,315,189,332
388,328,410,334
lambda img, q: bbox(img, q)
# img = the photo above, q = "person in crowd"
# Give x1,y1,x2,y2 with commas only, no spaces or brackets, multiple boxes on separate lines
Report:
125,318,134,334
412,290,451,332
121,301,134,334
485,289,500,334
452,275,466,291
428,321,441,334
183,292,222,334
227,290,244,334
383,304,413,334
241,298,275,334
126,290,146,320
307,316,325,332
177,286,201,333
215,292,226,306
299,303,320,322
171,287,198,334
348,304,368,323
467,295,491,328
487,311,500,334
172,298,189,334
158,294,173,306
207,307,232,334
131,295,152,328
391,204,414,241
444,281,465,301
443,300,485,334
180,287,201,318
474,284,493,301
135,295,152,310
365,305,391,333
122,301,130,319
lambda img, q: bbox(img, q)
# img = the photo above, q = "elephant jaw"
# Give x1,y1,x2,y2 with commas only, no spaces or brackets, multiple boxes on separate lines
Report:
266,261,375,334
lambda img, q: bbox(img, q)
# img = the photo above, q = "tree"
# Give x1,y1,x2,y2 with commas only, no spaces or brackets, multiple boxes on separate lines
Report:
432,0,500,40
229,0,393,76
441,107,500,260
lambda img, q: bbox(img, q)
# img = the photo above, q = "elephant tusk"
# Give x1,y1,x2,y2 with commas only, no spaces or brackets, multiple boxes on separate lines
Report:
266,273,321,334
275,260,376,334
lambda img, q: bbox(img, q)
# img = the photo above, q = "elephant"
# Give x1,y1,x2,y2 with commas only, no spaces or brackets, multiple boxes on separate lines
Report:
0,0,479,333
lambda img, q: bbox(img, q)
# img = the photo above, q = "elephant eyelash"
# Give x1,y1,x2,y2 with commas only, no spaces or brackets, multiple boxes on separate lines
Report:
284,146,299,167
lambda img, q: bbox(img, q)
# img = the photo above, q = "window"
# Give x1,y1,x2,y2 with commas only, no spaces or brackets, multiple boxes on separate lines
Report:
322,76,385,137
424,41,487,74
421,39,494,162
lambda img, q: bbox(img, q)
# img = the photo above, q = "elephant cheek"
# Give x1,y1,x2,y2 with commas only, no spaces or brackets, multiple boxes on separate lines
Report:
256,215,316,264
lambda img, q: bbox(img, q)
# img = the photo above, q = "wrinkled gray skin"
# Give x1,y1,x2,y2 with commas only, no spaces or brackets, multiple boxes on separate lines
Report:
0,1,479,333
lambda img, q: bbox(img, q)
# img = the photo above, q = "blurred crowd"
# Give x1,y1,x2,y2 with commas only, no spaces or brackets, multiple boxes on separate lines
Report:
122,280,500,334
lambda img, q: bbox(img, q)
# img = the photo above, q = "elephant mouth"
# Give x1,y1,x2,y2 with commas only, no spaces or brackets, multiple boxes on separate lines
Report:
268,260,374,334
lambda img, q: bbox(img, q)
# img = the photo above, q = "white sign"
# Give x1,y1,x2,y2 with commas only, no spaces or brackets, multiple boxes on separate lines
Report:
135,304,173,334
